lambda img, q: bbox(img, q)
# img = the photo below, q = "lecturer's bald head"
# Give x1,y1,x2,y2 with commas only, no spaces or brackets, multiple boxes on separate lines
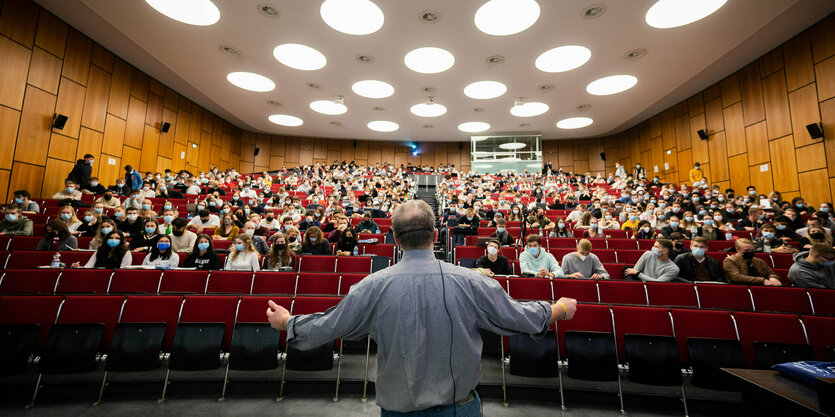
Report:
392,200,436,250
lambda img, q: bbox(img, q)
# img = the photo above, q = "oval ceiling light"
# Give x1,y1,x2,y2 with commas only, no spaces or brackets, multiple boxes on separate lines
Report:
268,114,303,127
367,121,399,132
464,81,507,100
557,117,593,129
320,0,384,35
226,72,275,92
645,0,727,29
145,0,220,26
310,99,347,115
474,0,540,36
510,101,549,117
586,75,638,95
499,142,526,150
458,122,490,133
535,45,591,73
404,47,455,74
351,80,394,98
410,101,447,118
273,43,327,71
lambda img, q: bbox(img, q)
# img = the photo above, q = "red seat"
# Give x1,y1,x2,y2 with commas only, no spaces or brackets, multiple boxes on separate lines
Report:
696,284,753,310
130,252,149,266
454,246,485,262
730,231,752,239
615,250,644,264
769,253,794,269
553,278,599,303
508,260,520,275
606,239,638,250
500,247,518,260
603,263,627,280
705,252,728,263
55,269,113,294
335,256,372,273
362,244,396,259
646,282,698,307
801,315,835,361
594,249,617,263
6,251,56,269
772,269,790,286
339,273,368,295
637,240,655,250
670,309,737,364
752,253,773,267
7,236,45,251
58,295,126,349
0,295,63,348
120,295,184,349
750,286,813,314
809,289,835,316
547,238,576,249
251,272,297,295
549,249,573,261
707,241,735,252
214,240,233,251
108,269,163,294
555,303,613,356
298,255,337,273
507,277,553,302
733,311,808,368
180,295,240,349
611,306,674,361
0,269,60,294
158,270,209,294
604,230,628,239
358,233,385,242
238,296,292,347
598,280,647,305
59,251,94,266
206,271,253,294
292,296,342,316
296,273,340,296
487,275,508,292
585,238,608,250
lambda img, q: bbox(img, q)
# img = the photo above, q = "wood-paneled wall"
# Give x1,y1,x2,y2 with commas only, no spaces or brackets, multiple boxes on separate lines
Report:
0,0,243,200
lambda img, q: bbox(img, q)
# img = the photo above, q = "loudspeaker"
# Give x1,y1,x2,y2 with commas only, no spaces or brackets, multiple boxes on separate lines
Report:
160,122,171,133
600,152,606,161
254,147,260,156
459,143,463,150
697,129,708,140
806,122,824,139
52,113,68,130
353,140,357,148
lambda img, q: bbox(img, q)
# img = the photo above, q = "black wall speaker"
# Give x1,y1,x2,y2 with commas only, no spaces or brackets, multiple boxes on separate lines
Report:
459,143,463,150
254,147,260,156
353,140,357,148
600,152,606,161
52,113,68,130
806,122,824,140
160,122,171,133
697,129,709,140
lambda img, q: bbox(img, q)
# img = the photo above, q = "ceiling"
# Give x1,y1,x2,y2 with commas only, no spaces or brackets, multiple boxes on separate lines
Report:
35,0,835,142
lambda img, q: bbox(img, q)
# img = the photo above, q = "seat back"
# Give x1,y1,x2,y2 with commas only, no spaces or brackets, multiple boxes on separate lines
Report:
335,256,372,273
362,244,396,259
229,323,281,371
611,306,673,362
6,251,56,269
0,296,63,349
686,338,746,390
109,269,163,294
120,296,183,349
507,277,553,302
339,274,367,295
564,331,619,381
251,272,297,295
553,279,599,303
508,329,559,378
809,289,835,316
598,280,647,305
158,270,209,294
801,315,835,361
55,269,113,294
646,282,698,307
696,284,753,310
57,295,125,350
0,324,40,375
206,271,253,294
607,239,638,250
180,296,240,349
616,250,644,264
298,255,337,273
669,308,737,365
0,269,60,294
38,323,105,374
733,311,809,368
556,304,613,358
624,334,681,386
168,323,226,371
296,273,340,296
750,286,814,314
106,322,167,372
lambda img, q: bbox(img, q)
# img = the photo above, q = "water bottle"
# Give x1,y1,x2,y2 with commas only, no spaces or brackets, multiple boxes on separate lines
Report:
51,252,61,268
538,228,543,237
763,240,771,254
725,231,733,240
353,245,359,256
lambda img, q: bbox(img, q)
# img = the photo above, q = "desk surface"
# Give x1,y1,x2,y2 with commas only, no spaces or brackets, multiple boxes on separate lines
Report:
722,368,824,416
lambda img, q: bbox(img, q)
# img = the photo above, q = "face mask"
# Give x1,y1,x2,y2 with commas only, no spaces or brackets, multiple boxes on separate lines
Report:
288,236,297,243
670,221,679,228
717,197,725,202
164,205,172,210
526,246,540,256
127,214,138,221
275,244,286,251
142,204,150,210
749,190,756,196
84,215,95,223
173,230,184,237
658,203,666,208
112,211,123,219
758,214,765,220
742,251,756,260
698,210,707,216
776,224,787,231
625,207,633,213
810,232,825,240
726,209,735,214
145,225,160,234
629,215,638,221
196,242,210,252
704,219,714,226
197,205,206,210
234,243,244,251
5,214,17,222
590,223,598,230
14,197,24,204
117,183,124,188
101,226,113,235
244,209,251,216
486,246,499,256
209,202,216,207
91,181,99,187
674,242,684,250
651,247,661,257
692,247,705,257
641,226,650,233
763,232,775,239
157,242,171,251
796,203,805,208
66,186,75,193
309,237,318,243
107,239,121,248
94,208,103,214
513,210,519,214
684,216,693,222
558,223,566,229
672,207,681,213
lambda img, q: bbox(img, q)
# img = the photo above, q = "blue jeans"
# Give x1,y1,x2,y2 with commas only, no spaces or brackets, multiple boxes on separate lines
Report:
381,391,481,417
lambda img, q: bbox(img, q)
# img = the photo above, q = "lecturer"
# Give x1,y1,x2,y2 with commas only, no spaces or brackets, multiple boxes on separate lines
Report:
267,200,577,416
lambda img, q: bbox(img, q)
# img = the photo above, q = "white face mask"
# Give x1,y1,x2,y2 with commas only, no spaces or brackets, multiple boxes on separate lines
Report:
487,246,498,256
577,253,588,261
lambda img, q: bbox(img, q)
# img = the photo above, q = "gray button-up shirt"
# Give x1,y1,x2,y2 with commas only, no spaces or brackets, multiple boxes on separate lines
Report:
285,249,551,412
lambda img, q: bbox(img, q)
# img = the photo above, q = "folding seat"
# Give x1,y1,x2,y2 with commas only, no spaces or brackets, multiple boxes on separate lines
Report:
454,246,485,262
158,270,209,294
364,243,397,260
500,247,517,260
572,229,586,238
358,233,385,242
771,269,790,286
645,282,698,307
213,240,233,252
749,286,813,314
0,235,12,250
594,249,617,263
670,309,744,390
598,280,647,305
206,270,254,294
606,239,638,250
548,248,573,261
733,311,814,368
335,256,372,273
695,283,753,310
296,273,341,296
6,251,56,269
58,250,94,266
477,227,497,236
251,272,297,295
0,269,60,294
808,288,835,316
297,255,337,273
603,263,626,280
108,269,163,294
54,269,113,294
730,231,751,239
707,240,735,252
507,277,553,302
7,237,45,251
615,250,644,264
502,329,559,405
585,238,607,250
636,239,655,250
705,252,728,263
339,273,368,295
160,296,239,401
552,278,598,303
800,315,835,361
0,296,63,376
604,230,628,239
769,253,794,269
508,260,520,275
548,238,576,249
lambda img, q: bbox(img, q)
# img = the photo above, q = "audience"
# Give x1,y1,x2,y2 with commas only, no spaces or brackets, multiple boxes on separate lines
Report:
170,217,197,253
724,239,782,286
224,235,261,271
130,219,163,252
475,239,512,276
561,239,609,279
788,243,835,289
625,239,679,282
36,220,77,251
674,237,723,282
213,213,239,241
183,234,222,270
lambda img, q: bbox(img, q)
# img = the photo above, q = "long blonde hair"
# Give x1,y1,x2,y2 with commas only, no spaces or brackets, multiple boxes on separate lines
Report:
230,234,257,261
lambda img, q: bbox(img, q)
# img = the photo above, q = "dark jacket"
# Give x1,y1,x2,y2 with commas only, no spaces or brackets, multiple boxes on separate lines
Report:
302,241,331,255
475,255,513,275
674,253,724,282
184,252,223,270
67,159,92,189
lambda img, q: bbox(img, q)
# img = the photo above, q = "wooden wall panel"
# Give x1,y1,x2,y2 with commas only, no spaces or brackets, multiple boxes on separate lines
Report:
798,168,831,206
98,156,121,184
745,121,770,165
101,114,125,157
784,32,816,91
0,35,32,110
8,162,44,201
0,0,38,48
107,58,132,119
788,83,820,148
761,70,792,139
61,29,91,86
728,154,751,191
77,127,103,176
739,63,765,125
47,133,77,162
724,103,746,156
42,158,73,199
819,57,835,101
822,98,835,177
769,135,800,192
760,47,784,77
123,97,146,148
14,85,55,166
0,106,21,170
704,98,725,135
34,10,67,58
80,65,110,132
690,113,708,163
27,47,61,95
139,124,160,172
795,143,827,172
810,13,834,63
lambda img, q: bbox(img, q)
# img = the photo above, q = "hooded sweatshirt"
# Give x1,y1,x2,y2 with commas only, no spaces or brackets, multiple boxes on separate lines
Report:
788,251,835,289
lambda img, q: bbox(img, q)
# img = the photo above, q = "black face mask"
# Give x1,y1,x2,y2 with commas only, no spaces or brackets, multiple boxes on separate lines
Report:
741,251,756,260
46,231,57,239
104,195,112,200
274,244,286,251
810,232,825,240
172,230,184,237
674,242,684,250
288,236,297,243
267,216,274,221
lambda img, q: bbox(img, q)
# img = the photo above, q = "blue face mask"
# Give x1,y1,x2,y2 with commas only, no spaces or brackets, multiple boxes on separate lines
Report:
776,224,787,230
820,207,829,213
101,227,113,235
164,205,172,210
234,243,245,251
651,247,661,257
66,186,75,193
309,237,318,243
113,211,124,219
157,242,171,251
163,215,174,223
197,242,210,251
692,247,705,257
467,216,473,221
526,246,540,256
670,222,679,228
14,197,23,204
142,204,151,210
629,215,638,221
5,214,17,222
684,217,693,222
704,219,714,226
762,232,775,239
590,223,598,230
84,215,95,223
107,239,121,248
61,213,72,220
145,227,157,234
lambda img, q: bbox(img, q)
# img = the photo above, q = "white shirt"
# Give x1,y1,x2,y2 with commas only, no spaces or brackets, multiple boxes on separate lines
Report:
188,215,220,228
142,252,180,268
224,251,261,271
186,185,202,195
260,219,280,229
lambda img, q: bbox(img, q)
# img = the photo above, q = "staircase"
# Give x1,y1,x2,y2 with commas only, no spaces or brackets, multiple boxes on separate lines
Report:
416,186,446,260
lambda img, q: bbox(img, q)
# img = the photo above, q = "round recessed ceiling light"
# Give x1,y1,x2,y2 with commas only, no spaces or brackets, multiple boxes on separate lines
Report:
410,102,447,118
273,43,326,71
226,72,275,92
535,45,591,73
499,142,526,150
268,114,302,127
404,47,455,74
368,121,399,132
145,0,220,26
474,0,540,36
645,0,727,29
458,122,490,133
586,75,638,95
510,101,549,117
557,117,593,129
320,0,384,35
464,81,507,100
352,80,394,98
310,99,347,115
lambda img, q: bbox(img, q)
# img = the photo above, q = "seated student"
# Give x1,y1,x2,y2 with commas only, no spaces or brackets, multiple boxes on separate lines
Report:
797,216,832,239
548,217,572,237
327,216,351,243
668,232,690,260
183,234,223,270
582,217,603,238
660,216,689,239
156,209,176,235
0,206,33,236
52,180,83,201
475,239,513,276
632,220,656,240
695,215,724,240
490,217,516,246
142,236,180,268
36,220,78,251
753,223,797,253
561,239,609,279
241,221,270,255
284,226,302,255
187,209,220,234
355,213,380,233
84,176,107,195
260,211,280,231
773,215,802,241
224,235,261,271
624,239,680,282
57,205,82,234
301,226,331,255
458,207,481,230
116,207,143,237
519,234,564,278
130,219,163,252
156,183,183,199
620,212,640,231
737,207,764,232
122,190,144,210
263,232,295,270
170,217,198,253
723,238,782,286
788,243,835,289
213,214,239,241
73,230,132,268
108,178,130,197
297,211,321,232
798,225,833,251
674,237,723,282
75,209,100,237
12,190,40,214
89,219,118,250
599,212,620,230
782,207,804,231
335,227,358,256
94,191,120,209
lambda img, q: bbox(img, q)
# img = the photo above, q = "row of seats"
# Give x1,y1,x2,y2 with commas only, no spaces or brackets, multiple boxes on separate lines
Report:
464,236,744,251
